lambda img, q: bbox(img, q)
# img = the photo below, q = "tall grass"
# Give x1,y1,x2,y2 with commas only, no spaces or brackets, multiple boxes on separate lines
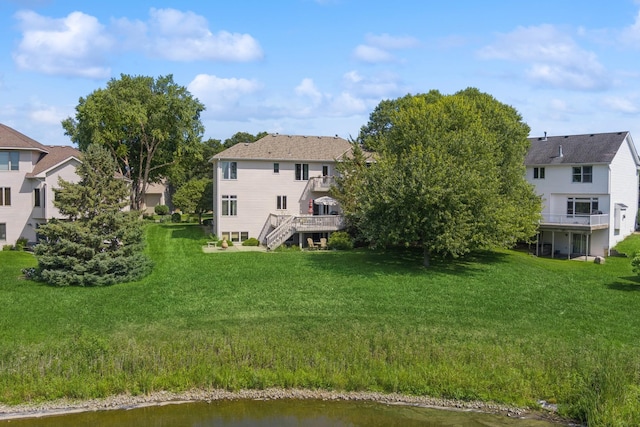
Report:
2,224,640,425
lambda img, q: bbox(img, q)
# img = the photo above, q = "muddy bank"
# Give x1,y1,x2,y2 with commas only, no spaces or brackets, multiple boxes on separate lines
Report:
0,388,568,424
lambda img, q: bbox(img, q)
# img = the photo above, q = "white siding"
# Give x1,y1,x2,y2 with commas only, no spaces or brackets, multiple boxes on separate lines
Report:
0,150,34,244
0,152,81,245
608,135,639,249
214,159,333,240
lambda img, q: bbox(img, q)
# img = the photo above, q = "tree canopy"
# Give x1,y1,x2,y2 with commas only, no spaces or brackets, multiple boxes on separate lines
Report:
171,178,213,224
334,88,541,266
31,144,153,286
62,74,205,211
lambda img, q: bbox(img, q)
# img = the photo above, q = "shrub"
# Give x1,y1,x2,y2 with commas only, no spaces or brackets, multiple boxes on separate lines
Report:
15,237,28,251
2,244,13,251
242,237,260,246
154,205,169,216
171,212,182,223
274,243,301,252
632,251,640,275
328,231,353,250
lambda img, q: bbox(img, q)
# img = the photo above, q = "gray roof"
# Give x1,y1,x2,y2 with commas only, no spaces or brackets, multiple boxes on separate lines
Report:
0,123,49,153
525,131,632,165
211,134,353,162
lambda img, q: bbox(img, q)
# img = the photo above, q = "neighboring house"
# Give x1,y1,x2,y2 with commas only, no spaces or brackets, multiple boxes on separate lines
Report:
0,123,81,245
211,134,353,249
142,180,170,214
525,131,640,258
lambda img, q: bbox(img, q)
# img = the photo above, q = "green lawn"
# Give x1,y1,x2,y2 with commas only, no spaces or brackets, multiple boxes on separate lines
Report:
2,223,640,425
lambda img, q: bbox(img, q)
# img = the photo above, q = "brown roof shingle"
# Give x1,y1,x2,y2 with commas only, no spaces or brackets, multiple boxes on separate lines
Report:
211,134,353,162
26,145,81,177
0,123,49,152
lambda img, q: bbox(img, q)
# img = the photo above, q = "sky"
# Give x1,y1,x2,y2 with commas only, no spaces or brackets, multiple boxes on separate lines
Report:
1,0,640,147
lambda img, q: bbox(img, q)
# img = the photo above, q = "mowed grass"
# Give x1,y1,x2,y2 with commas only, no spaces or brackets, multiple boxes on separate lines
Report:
2,223,640,425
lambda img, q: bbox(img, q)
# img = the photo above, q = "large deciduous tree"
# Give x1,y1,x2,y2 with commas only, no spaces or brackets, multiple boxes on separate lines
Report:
62,74,205,211
171,178,213,224
335,88,541,267
31,144,153,286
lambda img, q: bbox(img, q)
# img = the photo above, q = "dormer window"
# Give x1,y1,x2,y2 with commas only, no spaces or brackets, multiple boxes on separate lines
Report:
572,166,592,183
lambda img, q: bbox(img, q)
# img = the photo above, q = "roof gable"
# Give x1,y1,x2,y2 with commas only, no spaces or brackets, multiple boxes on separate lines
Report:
26,145,82,178
0,123,48,153
211,134,352,162
525,132,630,165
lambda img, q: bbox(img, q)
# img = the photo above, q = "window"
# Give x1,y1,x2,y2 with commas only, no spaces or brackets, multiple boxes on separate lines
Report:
295,163,309,180
0,151,19,171
0,188,10,206
222,231,249,242
567,197,599,216
533,167,545,179
34,188,41,207
0,223,5,241
322,165,329,176
572,166,592,183
277,195,287,210
221,195,237,216
273,163,279,173
222,161,237,180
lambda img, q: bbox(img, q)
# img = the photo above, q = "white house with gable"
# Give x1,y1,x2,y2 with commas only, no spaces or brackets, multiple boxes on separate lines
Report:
525,131,639,258
210,134,354,249
0,123,82,246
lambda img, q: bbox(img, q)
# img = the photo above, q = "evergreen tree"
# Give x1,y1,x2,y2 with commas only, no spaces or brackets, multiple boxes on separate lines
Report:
32,144,153,286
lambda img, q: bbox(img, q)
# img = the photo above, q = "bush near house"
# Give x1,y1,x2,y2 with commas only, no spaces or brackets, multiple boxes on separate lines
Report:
242,237,260,246
154,205,169,216
328,231,353,250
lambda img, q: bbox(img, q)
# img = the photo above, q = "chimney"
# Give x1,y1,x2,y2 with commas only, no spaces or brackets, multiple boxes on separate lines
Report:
558,145,563,157
543,131,547,141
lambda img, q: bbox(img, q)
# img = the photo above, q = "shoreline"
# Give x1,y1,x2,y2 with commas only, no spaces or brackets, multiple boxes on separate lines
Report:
0,388,568,424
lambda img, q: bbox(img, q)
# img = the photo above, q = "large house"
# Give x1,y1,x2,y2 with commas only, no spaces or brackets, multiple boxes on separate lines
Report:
210,134,353,249
0,124,81,246
525,131,640,258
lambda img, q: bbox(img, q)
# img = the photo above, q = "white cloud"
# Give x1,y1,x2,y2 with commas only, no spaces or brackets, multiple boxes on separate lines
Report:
29,105,68,125
12,10,113,79
143,8,263,62
478,24,609,91
341,70,404,98
620,9,640,45
295,78,324,105
353,33,419,63
353,45,394,63
12,7,264,79
603,96,639,113
187,74,262,118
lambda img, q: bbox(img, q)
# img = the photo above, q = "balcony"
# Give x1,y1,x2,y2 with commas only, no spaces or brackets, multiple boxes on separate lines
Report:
309,176,335,192
539,213,609,230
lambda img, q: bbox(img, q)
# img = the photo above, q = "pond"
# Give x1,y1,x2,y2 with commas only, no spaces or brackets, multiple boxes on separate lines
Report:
0,399,564,427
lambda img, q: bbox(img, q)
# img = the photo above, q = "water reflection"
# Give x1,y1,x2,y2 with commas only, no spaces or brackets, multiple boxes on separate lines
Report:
1,399,562,427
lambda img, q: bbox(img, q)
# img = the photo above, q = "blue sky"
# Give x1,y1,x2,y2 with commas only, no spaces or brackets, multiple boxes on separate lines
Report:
1,0,640,147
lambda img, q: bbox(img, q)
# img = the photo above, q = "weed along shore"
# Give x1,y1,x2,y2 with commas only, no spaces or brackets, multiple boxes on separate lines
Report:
2,223,640,425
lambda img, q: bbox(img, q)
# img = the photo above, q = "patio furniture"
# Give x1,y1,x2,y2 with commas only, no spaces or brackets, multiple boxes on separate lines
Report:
319,237,328,250
307,238,317,250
